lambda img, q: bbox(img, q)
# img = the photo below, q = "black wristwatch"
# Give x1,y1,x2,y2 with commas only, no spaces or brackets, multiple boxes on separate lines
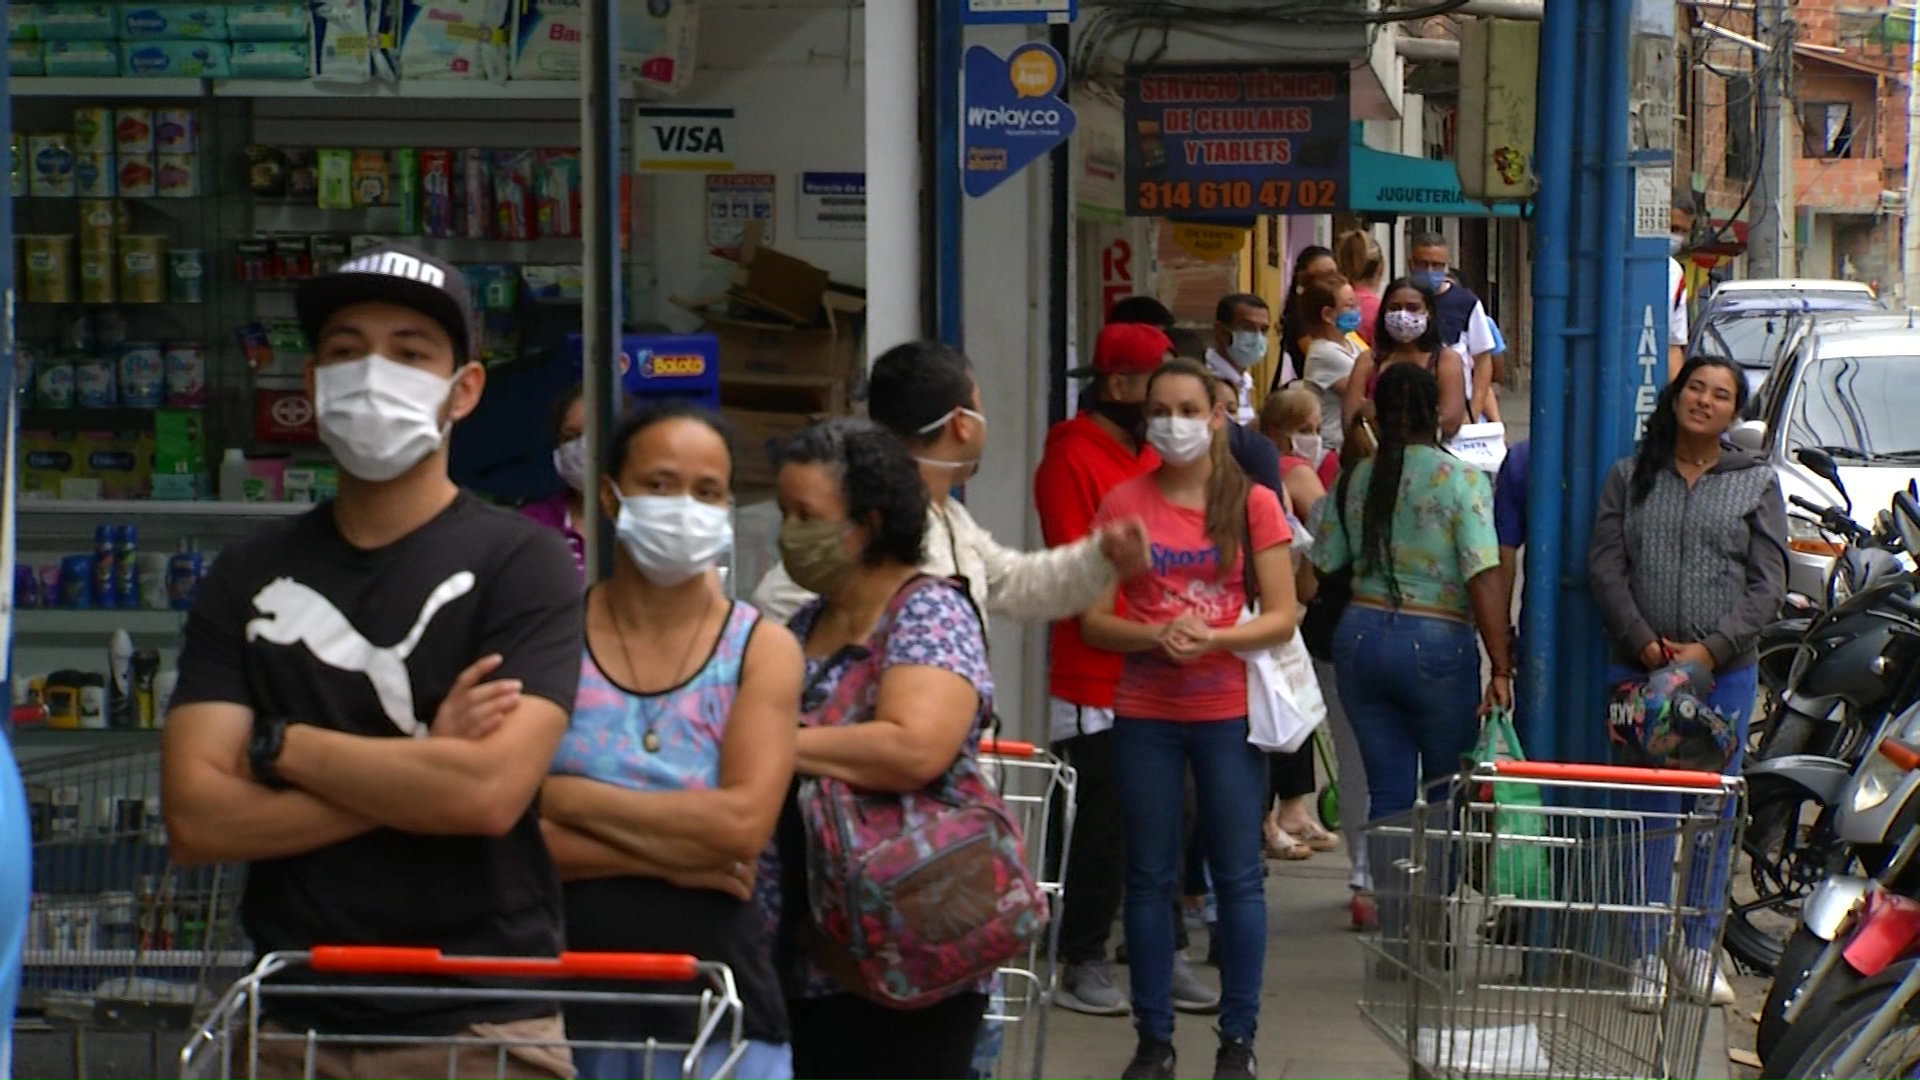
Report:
249,716,293,791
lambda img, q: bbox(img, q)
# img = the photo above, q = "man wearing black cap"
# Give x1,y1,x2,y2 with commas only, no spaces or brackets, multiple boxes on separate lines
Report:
160,245,584,1078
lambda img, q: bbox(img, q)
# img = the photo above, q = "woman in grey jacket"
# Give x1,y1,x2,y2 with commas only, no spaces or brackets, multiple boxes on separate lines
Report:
1588,352,1789,1011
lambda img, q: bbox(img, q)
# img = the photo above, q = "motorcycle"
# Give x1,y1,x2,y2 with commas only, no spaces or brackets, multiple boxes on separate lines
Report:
1730,481,1920,975
1756,490,1920,1069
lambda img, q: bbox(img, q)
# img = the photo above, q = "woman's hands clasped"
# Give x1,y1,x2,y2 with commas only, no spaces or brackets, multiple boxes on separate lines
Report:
1159,611,1215,663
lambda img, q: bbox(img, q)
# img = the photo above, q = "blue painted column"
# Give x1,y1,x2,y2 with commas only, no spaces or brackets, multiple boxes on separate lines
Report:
1525,0,1671,765
932,0,965,346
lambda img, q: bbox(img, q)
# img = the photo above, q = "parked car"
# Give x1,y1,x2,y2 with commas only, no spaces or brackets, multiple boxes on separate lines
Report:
1732,313,1920,598
1692,279,1885,394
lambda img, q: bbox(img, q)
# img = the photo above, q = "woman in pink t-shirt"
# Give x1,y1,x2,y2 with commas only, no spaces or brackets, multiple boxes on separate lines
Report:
1081,358,1298,1080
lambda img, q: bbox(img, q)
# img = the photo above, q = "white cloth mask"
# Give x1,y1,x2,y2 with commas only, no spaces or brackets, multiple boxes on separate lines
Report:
314,355,457,482
553,437,588,492
615,492,733,586
1383,310,1430,344
1146,416,1213,466
1291,433,1325,465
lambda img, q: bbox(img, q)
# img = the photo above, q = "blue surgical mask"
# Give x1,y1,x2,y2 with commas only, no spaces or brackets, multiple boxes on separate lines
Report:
1335,310,1363,334
1411,268,1447,293
1228,330,1266,368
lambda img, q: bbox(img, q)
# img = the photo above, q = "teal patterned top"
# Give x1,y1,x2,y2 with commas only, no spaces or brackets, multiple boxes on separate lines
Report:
1313,445,1501,616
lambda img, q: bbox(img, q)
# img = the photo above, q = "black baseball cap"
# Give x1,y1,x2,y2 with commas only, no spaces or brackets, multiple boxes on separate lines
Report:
295,244,480,363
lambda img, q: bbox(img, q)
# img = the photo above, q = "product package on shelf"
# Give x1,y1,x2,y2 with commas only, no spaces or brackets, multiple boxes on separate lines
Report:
17,4,118,42
395,0,509,80
508,0,695,93
12,41,46,76
44,41,118,77
230,40,311,78
228,1,310,41
118,4,230,40
312,0,390,82
121,40,233,77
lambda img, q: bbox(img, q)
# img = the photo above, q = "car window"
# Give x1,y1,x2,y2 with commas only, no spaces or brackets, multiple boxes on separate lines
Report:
1785,354,1920,462
1698,313,1794,369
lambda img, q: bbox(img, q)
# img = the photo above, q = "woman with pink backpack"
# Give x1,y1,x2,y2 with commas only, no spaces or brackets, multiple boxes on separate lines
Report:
769,419,1042,1079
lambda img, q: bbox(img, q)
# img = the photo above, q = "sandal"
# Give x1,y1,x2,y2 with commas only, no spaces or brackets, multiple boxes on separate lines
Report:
1290,821,1340,852
1264,823,1313,861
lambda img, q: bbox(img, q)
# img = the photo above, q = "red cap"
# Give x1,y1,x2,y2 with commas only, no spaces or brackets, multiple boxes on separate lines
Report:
1076,323,1173,377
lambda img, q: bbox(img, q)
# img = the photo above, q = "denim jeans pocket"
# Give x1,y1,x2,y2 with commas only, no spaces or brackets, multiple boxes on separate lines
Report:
1409,627,1474,683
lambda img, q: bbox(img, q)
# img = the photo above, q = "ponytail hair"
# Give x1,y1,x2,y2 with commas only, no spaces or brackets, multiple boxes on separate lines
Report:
1147,358,1251,578
1362,362,1442,607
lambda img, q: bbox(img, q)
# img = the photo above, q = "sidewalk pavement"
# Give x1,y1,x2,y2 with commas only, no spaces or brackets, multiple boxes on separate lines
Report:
1040,851,1742,1080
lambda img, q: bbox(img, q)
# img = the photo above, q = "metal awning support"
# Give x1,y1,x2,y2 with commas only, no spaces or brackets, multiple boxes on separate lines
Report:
579,0,621,582
1397,36,1463,61
1458,0,1544,19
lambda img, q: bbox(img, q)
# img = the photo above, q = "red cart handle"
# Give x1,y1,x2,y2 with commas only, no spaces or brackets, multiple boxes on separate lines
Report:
979,738,1036,758
307,947,699,982
1491,760,1730,790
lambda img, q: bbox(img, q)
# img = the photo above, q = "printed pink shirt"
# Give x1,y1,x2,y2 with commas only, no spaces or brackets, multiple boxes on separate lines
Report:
1094,476,1290,722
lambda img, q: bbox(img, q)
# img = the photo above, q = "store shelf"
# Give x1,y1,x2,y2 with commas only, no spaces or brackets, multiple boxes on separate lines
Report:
14,609,185,636
13,78,205,98
19,499,311,519
213,78,614,100
21,950,252,968
9,726,162,749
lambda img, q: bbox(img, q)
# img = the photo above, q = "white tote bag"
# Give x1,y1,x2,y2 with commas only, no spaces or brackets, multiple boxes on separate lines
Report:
1236,606,1323,753
1446,421,1508,473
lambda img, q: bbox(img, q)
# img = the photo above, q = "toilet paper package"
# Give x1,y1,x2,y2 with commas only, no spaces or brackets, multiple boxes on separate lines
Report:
121,40,232,76
28,4,118,42
45,41,119,77
8,7,38,41
118,4,228,39
396,0,509,81
231,40,310,76
11,42,45,75
509,0,695,92
311,0,391,82
229,2,310,40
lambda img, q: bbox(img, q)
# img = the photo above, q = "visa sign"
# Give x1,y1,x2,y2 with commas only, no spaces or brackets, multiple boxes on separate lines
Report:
962,43,1076,198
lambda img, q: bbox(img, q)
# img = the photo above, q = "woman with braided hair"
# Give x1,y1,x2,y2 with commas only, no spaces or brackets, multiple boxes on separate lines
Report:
1311,362,1511,833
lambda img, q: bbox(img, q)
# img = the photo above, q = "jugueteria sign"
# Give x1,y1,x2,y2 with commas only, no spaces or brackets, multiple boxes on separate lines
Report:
1123,64,1349,218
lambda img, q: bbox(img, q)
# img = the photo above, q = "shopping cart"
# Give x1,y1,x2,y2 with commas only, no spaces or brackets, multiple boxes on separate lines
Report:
178,948,744,1080
976,738,1076,1080
15,742,250,1075
1359,761,1746,1080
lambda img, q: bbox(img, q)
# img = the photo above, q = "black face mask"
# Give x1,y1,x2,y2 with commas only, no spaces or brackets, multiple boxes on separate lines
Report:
1090,397,1145,437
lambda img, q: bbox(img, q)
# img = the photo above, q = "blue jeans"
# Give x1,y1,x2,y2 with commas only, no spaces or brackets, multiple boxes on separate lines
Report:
1604,662,1756,952
1332,606,1484,825
1112,717,1268,1043
576,1039,791,1080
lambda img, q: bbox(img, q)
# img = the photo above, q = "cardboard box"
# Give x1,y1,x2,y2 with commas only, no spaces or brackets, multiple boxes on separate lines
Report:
720,371,845,416
722,406,823,488
683,299,862,381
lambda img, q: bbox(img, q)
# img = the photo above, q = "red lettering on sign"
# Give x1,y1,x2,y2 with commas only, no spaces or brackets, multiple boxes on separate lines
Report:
1100,239,1133,319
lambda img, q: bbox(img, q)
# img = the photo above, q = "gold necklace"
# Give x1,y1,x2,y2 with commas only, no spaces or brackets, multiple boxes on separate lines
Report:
605,588,717,753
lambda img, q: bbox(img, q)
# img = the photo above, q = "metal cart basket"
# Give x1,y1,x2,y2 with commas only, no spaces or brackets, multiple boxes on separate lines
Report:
179,948,744,1080
1359,761,1746,1080
976,738,1076,1080
16,742,249,1075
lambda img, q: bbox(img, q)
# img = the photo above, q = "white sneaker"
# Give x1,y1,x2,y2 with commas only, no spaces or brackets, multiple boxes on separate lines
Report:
1625,956,1667,1013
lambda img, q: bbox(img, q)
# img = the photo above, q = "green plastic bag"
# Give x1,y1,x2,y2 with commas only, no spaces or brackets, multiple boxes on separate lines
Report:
1470,710,1553,901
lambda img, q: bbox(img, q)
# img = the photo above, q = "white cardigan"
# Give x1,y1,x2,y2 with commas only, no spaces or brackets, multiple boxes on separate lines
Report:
750,498,1115,628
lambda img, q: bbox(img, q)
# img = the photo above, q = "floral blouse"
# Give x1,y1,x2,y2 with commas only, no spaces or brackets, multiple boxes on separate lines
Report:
1313,444,1500,616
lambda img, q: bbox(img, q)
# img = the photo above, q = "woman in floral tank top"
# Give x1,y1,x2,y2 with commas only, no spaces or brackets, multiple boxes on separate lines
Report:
539,401,803,1080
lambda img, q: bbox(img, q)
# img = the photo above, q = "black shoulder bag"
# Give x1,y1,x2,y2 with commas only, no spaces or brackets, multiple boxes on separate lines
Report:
1300,467,1357,661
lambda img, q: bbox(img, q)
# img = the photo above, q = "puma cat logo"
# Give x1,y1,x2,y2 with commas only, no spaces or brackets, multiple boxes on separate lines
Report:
246,572,477,737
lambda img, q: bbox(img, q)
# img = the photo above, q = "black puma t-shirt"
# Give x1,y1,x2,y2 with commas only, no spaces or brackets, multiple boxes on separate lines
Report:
171,492,583,1035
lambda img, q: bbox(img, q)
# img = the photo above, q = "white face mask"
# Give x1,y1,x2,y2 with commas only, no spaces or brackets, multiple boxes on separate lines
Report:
314,354,457,482
1383,310,1430,344
552,436,588,492
1146,416,1213,466
614,492,733,587
1291,432,1325,464
914,406,987,479
1227,329,1267,369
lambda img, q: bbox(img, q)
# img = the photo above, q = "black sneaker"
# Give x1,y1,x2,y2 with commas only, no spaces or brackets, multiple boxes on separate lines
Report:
1120,1037,1177,1080
1214,1036,1258,1080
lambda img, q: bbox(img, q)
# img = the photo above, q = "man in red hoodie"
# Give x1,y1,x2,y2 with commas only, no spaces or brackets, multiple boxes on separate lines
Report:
1037,319,1218,1017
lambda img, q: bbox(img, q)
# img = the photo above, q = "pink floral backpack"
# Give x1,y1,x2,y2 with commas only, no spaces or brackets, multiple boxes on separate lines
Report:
799,576,1047,1009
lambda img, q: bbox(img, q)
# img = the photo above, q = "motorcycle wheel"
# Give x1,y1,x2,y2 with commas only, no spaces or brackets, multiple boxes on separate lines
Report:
1757,926,1861,1066
1764,984,1920,1080
1729,776,1845,975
